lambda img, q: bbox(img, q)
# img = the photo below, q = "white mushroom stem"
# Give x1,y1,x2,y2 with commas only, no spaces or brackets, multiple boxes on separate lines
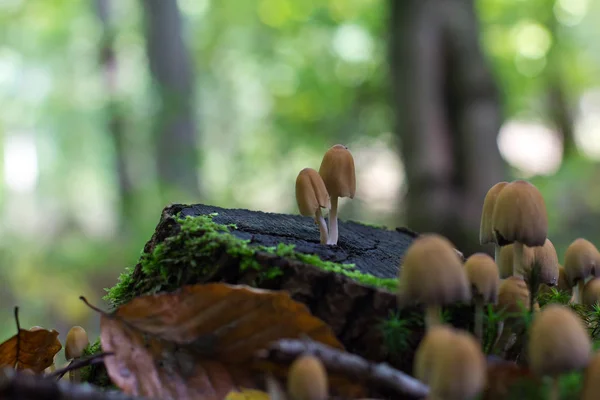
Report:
69,364,81,383
549,377,560,400
512,242,525,279
425,305,442,330
314,209,328,245
573,280,584,304
327,196,339,245
494,244,501,266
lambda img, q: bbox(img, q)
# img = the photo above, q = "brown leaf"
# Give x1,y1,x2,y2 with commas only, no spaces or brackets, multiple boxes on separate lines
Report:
481,361,540,400
0,329,61,373
100,283,343,400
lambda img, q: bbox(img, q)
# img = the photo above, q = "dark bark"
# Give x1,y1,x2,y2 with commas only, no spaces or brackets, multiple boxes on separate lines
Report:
95,0,135,231
141,0,200,203
0,367,147,400
389,0,506,257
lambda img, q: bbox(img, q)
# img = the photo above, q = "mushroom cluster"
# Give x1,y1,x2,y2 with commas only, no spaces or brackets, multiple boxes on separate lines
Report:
294,144,355,246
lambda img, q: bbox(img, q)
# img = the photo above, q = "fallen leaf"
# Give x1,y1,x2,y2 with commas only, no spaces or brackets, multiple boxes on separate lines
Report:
0,328,62,373
225,388,271,400
98,283,343,400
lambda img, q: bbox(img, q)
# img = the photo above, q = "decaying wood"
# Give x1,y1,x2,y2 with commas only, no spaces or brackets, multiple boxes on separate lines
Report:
257,338,430,399
0,368,147,400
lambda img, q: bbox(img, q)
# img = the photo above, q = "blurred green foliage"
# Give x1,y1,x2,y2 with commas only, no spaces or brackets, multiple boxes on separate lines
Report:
0,0,598,366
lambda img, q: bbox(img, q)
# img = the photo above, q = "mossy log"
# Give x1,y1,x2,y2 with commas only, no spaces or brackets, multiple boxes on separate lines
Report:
104,204,476,392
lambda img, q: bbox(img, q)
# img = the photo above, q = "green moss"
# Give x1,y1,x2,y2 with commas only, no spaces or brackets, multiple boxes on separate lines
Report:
104,213,398,307
80,338,113,388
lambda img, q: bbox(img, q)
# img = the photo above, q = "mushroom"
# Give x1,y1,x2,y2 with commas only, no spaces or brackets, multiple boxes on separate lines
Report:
295,168,331,244
528,304,592,400
492,180,548,280
287,355,328,400
414,325,457,385
480,181,509,263
493,276,538,354
496,244,532,279
564,238,600,303
318,144,356,246
426,327,487,400
464,253,500,342
582,278,600,307
398,234,470,330
528,238,560,306
581,351,600,400
65,326,89,383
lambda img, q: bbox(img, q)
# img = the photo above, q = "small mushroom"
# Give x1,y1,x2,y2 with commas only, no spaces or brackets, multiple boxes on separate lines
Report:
564,238,600,303
398,234,470,330
295,168,331,244
65,326,89,383
464,253,500,343
480,181,509,264
428,328,487,400
492,180,548,279
582,278,600,307
528,304,592,400
538,265,572,300
287,355,328,400
318,144,356,246
581,351,600,400
414,325,457,385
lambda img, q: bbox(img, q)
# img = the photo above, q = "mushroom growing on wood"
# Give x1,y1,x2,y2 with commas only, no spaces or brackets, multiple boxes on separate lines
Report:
398,234,470,330
492,180,548,279
287,355,328,400
564,238,600,303
528,305,592,400
318,144,355,246
480,181,509,264
295,168,331,245
65,326,89,383
464,253,499,343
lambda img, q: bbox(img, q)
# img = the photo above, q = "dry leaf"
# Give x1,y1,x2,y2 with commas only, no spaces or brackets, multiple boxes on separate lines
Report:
99,283,343,400
225,389,271,400
0,328,61,373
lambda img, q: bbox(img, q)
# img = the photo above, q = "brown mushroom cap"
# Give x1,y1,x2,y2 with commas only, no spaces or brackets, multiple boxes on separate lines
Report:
287,355,328,400
480,182,509,245
318,144,356,199
398,234,470,307
530,238,560,285
582,278,600,307
528,304,591,377
464,253,500,303
497,276,537,314
498,244,535,279
414,325,457,385
564,238,600,288
295,168,331,217
581,351,600,400
65,326,89,361
429,329,487,400
539,265,571,297
491,180,548,247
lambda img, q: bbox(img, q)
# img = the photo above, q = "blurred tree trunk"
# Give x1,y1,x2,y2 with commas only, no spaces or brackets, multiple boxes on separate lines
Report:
95,0,135,232
142,0,200,204
389,0,505,256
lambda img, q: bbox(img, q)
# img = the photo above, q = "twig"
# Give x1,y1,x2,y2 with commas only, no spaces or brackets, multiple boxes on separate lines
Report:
256,338,429,398
48,352,114,380
0,367,148,399
13,307,21,369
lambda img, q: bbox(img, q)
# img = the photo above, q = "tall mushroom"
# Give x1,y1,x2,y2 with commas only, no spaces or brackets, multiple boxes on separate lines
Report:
492,180,548,281
65,326,89,383
464,253,500,343
528,305,592,400
398,234,470,330
480,181,509,264
287,355,328,400
318,144,355,246
295,168,331,244
564,238,600,303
